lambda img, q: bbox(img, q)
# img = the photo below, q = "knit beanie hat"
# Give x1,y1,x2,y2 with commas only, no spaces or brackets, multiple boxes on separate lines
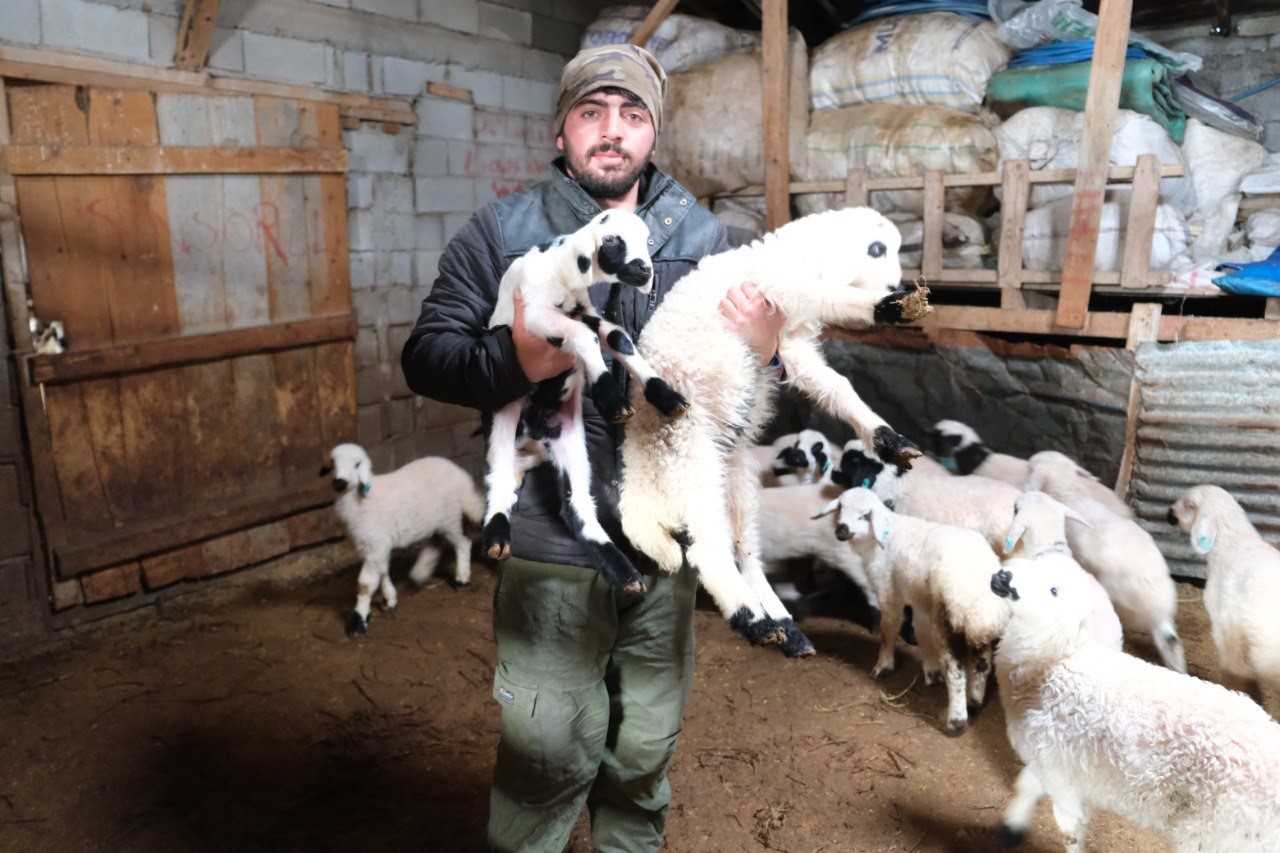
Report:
553,43,667,135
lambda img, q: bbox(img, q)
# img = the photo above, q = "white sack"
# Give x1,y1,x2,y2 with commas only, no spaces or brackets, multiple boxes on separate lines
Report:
1020,196,1191,272
1181,119,1268,224
795,103,999,217
581,5,760,73
889,211,988,270
994,106,1195,215
656,29,808,198
809,13,1011,111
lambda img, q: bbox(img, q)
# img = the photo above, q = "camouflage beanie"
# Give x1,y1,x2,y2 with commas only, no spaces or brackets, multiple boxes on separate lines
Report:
554,43,667,135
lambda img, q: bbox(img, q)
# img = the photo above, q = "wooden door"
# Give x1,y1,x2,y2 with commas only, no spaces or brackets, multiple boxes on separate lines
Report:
4,83,355,602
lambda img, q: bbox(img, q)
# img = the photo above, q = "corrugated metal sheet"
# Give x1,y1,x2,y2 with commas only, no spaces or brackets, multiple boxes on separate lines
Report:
1129,340,1280,580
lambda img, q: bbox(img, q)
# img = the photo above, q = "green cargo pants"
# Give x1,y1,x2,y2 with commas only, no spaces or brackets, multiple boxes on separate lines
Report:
486,556,699,853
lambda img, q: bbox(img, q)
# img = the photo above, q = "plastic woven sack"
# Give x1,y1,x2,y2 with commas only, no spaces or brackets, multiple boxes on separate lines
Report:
581,5,760,73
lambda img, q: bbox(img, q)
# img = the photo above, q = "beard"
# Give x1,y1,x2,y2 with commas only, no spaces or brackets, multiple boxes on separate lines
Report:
564,140,653,200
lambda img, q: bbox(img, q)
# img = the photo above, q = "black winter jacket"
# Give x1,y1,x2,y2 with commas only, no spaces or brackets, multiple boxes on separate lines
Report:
401,160,729,569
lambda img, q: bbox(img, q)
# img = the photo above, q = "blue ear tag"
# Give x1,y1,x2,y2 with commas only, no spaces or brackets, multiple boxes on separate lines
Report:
1198,534,1210,552
359,482,372,497
940,456,958,472
861,478,871,488
881,529,890,541
821,459,831,474
1004,536,1015,553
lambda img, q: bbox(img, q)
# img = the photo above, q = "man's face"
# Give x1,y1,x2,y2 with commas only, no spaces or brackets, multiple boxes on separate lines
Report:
556,90,656,201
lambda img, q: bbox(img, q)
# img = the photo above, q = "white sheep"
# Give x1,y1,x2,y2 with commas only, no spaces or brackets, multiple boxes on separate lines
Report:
618,206,931,656
323,443,484,635
835,440,1020,556
990,562,1280,852
1026,450,1186,673
818,487,1010,735
752,428,838,487
1001,490,1122,650
1169,484,1280,703
928,419,1134,518
483,208,687,595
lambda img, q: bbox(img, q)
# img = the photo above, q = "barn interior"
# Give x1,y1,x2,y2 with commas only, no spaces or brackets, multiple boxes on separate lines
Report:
2,1,1279,850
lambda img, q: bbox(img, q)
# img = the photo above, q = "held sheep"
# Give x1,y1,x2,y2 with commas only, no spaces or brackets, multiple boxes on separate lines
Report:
1002,491,1123,650
482,209,688,595
1169,484,1280,703
990,563,1280,853
1026,450,1186,673
928,419,1134,518
818,488,1010,735
618,206,930,655
835,440,1020,556
322,443,484,635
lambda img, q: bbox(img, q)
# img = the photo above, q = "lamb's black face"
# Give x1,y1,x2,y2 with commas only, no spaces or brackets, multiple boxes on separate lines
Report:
928,427,961,456
830,447,884,489
597,235,652,288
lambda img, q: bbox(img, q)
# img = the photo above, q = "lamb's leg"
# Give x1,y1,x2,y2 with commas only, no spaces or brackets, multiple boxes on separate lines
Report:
547,388,646,594
524,309,632,423
482,400,524,561
592,315,688,417
937,622,969,736
444,525,473,586
778,339,920,469
998,765,1046,846
872,588,905,679
726,451,813,657
407,541,442,588
966,642,993,710
912,608,942,685
1048,790,1089,853
350,553,389,635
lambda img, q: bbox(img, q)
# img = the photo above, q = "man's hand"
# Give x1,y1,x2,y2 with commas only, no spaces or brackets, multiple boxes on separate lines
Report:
513,291,576,383
720,281,786,363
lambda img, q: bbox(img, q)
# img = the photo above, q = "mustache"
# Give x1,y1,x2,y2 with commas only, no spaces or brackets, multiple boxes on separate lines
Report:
591,142,629,159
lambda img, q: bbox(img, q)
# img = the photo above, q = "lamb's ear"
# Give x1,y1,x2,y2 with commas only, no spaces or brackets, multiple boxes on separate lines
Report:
1003,517,1026,555
1062,505,1091,528
1190,513,1217,555
318,464,333,477
812,498,840,520
356,461,373,497
870,502,891,546
1024,471,1045,493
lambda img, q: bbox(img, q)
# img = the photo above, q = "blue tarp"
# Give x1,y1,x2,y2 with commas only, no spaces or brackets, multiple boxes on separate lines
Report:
1214,246,1280,296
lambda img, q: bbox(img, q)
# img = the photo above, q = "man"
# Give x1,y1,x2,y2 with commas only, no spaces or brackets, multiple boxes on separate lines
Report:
401,44,784,852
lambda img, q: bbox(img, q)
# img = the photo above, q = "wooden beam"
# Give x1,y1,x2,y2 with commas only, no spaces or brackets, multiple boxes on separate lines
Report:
173,0,222,72
913,305,1280,342
1055,0,1134,328
5,144,347,176
762,0,790,232
1115,303,1162,502
843,168,868,207
629,0,682,46
920,170,945,282
1119,154,1161,289
28,314,357,385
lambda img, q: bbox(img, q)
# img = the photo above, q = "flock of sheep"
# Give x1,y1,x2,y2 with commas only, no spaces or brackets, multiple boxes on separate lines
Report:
320,205,1280,851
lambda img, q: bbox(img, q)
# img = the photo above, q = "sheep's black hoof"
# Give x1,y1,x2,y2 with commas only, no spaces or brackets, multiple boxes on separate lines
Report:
872,425,922,469
997,823,1026,848
873,286,931,325
590,375,634,423
779,619,815,658
729,608,785,646
483,514,512,561
644,377,689,418
585,540,647,595
347,612,368,636
945,717,969,737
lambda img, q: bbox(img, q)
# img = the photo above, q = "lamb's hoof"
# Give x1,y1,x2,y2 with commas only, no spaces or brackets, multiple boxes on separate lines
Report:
872,425,921,470
729,608,785,646
586,541,647,594
779,619,816,658
871,664,895,681
449,577,471,590
590,376,633,423
873,284,932,325
945,717,969,737
924,669,940,686
483,515,512,561
997,823,1026,848
644,378,690,418
378,600,397,614
607,405,635,425
347,613,368,636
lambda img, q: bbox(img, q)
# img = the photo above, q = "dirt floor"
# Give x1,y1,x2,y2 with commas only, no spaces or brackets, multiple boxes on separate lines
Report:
0,549,1250,852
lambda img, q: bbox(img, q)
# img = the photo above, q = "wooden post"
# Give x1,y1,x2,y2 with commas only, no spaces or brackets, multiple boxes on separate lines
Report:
921,170,945,282
173,0,222,72
1054,0,1133,328
1115,302,1161,502
844,168,868,208
997,159,1031,309
629,0,681,47
762,0,790,232
1119,154,1161,289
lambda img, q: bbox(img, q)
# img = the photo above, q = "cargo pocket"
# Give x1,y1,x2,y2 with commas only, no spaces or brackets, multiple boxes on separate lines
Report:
492,663,538,718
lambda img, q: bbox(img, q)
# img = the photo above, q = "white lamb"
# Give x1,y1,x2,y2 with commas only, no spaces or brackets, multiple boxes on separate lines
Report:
618,206,931,656
483,208,687,595
323,443,484,635
928,418,1134,517
818,487,1010,735
834,440,1020,556
757,481,875,608
1001,490,1122,650
990,562,1280,852
1169,484,1280,703
1026,450,1186,673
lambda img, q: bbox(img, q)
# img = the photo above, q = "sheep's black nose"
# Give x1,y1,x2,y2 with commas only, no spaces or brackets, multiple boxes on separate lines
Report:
990,570,1019,601
781,447,807,467
1166,508,1178,525
834,524,851,541
620,260,651,287
332,478,348,493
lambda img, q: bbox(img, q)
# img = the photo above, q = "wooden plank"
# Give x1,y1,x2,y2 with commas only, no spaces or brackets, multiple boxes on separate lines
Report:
234,353,285,496
4,144,348,175
843,168,867,208
920,170,945,281
427,81,473,103
255,96,315,323
29,314,357,383
911,305,1280,343
42,383,114,537
309,104,350,316
79,377,132,524
209,96,270,331
315,341,358,452
273,347,324,490
119,369,188,523
1055,0,1134,328
55,483,333,575
762,0,790,232
628,0,681,46
1115,303,1163,503
183,360,243,503
174,0,222,72
1119,154,1161,290
997,159,1030,292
